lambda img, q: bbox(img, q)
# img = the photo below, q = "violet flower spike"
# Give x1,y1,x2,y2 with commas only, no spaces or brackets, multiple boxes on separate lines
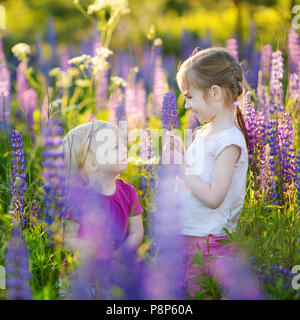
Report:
161,90,179,131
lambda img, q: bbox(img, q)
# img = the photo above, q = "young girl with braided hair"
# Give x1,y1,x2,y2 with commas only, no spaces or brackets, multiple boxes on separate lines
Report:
166,47,249,298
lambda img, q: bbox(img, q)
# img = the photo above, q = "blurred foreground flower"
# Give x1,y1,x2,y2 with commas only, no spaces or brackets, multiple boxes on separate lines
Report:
144,167,184,299
5,223,32,300
214,256,265,300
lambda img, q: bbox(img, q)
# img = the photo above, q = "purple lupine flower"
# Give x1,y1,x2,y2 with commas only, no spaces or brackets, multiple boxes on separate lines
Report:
140,128,154,162
42,118,66,224
5,223,32,300
134,79,147,129
288,27,300,74
270,50,284,111
276,113,297,203
251,259,296,294
288,72,300,99
144,167,184,299
296,151,300,210
242,93,267,196
9,130,27,224
108,87,125,124
179,29,195,60
214,256,265,300
59,49,71,72
249,50,260,88
124,68,137,132
226,38,239,61
259,144,277,203
260,44,273,83
95,67,109,110
21,88,37,129
138,130,157,239
163,54,176,88
28,200,42,226
152,45,167,116
265,117,279,204
0,36,11,132
16,61,28,109
140,44,152,94
162,90,179,131
46,17,57,65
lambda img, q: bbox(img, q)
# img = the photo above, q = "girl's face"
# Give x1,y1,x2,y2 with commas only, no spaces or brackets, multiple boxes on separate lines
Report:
184,85,217,123
90,128,128,176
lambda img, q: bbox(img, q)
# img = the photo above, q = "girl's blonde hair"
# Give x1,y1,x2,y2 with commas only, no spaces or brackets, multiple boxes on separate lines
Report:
176,47,249,150
63,120,118,185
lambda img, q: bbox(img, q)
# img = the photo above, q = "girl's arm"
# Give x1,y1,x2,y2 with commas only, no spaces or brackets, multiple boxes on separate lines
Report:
167,134,241,209
179,145,240,209
63,219,93,258
113,215,144,259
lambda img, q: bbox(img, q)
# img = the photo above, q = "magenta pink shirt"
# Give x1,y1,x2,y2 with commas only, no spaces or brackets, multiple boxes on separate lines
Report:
67,178,143,249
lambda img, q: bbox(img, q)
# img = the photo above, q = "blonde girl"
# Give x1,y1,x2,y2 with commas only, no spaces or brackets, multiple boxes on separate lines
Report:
62,120,144,260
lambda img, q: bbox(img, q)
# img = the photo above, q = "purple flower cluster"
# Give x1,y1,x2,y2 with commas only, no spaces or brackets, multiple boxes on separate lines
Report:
226,38,239,61
108,88,125,124
42,118,66,224
297,151,300,209
162,90,179,131
152,43,167,116
9,130,27,224
277,113,297,187
250,258,297,295
214,256,264,300
144,167,184,299
124,70,146,131
260,44,273,82
16,61,28,109
259,144,277,203
288,27,300,74
5,223,32,300
21,88,37,129
270,50,284,111
242,93,267,193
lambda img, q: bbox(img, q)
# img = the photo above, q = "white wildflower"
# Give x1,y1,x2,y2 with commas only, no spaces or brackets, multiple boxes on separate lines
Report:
109,76,127,92
11,43,31,61
87,0,130,15
75,79,91,88
49,67,61,78
68,54,92,66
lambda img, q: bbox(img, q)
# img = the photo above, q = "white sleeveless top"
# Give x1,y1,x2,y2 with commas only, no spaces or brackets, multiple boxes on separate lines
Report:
178,124,249,237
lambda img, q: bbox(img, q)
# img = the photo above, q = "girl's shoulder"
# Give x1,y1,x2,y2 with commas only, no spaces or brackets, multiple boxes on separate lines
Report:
210,127,248,162
116,178,137,195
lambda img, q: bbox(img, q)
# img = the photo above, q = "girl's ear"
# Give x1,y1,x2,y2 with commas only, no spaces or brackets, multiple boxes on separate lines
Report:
210,85,223,101
85,157,98,172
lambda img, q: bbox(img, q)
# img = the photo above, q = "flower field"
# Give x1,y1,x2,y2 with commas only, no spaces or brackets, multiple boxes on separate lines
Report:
0,0,300,300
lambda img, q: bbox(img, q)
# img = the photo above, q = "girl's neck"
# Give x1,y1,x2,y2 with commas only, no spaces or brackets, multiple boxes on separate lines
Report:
207,105,236,134
90,174,118,196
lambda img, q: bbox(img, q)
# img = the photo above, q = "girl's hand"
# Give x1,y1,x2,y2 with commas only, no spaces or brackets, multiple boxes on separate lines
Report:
162,131,185,165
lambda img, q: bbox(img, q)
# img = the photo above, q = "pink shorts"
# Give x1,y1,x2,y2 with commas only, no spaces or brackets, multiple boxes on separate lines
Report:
180,234,237,298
